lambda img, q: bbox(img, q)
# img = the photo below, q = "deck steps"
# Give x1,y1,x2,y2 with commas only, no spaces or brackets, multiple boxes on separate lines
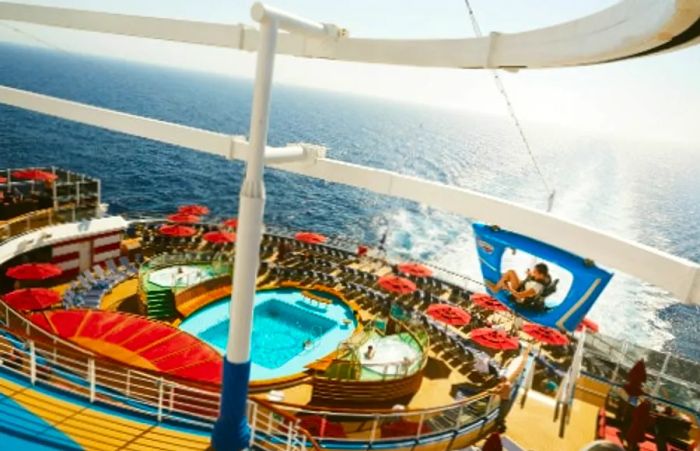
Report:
146,288,176,320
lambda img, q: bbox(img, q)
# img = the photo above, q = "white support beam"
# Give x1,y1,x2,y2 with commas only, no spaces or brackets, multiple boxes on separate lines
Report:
1,85,697,304
1,1,699,69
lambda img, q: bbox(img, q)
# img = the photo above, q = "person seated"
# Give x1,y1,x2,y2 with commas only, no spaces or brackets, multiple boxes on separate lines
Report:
487,263,551,305
364,345,376,360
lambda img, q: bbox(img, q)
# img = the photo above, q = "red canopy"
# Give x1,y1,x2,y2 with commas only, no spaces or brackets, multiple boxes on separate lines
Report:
397,262,433,278
377,275,417,295
295,232,327,244
471,293,509,312
177,204,209,216
380,419,431,438
159,224,197,237
470,327,519,351
482,432,503,451
167,213,201,224
426,304,471,326
6,263,63,280
222,218,238,229
2,288,61,311
203,231,236,244
298,415,347,438
576,317,599,333
522,324,569,346
11,169,58,182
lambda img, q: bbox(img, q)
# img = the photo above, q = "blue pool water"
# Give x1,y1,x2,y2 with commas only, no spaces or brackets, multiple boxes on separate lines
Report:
179,289,356,381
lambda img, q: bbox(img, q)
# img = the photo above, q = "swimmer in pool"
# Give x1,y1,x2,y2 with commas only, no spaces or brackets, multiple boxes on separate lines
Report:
364,345,376,359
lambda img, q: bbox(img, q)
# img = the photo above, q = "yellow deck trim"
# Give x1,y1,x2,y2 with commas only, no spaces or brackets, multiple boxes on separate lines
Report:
0,376,210,450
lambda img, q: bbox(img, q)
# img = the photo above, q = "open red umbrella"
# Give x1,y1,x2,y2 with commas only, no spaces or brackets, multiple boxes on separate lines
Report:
159,224,196,237
426,304,471,326
397,262,433,278
471,293,509,312
482,432,503,451
222,218,238,229
522,324,569,346
470,327,519,351
2,288,61,311
295,232,327,244
6,263,63,280
576,317,599,333
177,204,209,216
167,213,201,224
11,169,58,182
380,418,431,438
203,231,236,244
378,274,417,295
299,415,347,438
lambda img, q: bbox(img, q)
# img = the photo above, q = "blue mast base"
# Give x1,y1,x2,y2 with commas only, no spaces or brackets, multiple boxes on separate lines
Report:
211,358,252,451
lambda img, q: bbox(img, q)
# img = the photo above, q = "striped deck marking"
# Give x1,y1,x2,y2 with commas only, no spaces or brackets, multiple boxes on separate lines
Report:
0,375,210,450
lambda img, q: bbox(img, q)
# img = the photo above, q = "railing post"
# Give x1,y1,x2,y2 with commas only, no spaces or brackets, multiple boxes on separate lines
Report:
416,412,425,440
29,340,37,384
250,402,258,444
652,353,671,397
157,377,164,422
369,415,379,445
169,383,175,412
52,338,57,363
88,358,96,402
126,369,131,396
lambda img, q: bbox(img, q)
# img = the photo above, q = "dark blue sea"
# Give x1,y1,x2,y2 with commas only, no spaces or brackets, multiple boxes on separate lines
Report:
1,43,698,361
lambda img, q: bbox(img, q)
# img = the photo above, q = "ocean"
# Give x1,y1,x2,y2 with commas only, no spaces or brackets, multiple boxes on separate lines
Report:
1,43,698,361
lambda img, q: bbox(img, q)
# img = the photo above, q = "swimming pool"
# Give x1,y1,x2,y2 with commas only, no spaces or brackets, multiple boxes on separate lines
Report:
179,288,357,381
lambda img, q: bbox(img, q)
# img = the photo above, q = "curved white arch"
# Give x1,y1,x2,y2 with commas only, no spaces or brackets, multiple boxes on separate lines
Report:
1,0,699,69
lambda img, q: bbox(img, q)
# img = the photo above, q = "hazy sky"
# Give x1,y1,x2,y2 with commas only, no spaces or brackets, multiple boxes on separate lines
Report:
1,0,700,145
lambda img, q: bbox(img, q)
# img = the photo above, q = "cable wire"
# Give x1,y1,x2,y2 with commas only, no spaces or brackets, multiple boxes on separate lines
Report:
463,0,556,212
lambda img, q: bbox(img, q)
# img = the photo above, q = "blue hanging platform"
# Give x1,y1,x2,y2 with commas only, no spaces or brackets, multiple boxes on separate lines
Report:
472,222,613,332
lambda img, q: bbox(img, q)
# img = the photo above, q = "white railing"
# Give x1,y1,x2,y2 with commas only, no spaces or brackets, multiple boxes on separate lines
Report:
0,310,318,450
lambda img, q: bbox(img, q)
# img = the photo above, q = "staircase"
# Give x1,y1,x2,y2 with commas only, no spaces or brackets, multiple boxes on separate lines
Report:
146,288,176,320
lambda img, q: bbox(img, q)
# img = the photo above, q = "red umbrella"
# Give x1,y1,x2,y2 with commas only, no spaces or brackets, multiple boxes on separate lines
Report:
357,245,368,257
203,231,236,244
222,218,238,229
0,176,6,183
178,204,209,216
167,213,201,224
299,415,347,438
470,327,519,351
426,304,471,326
397,262,433,278
6,263,63,280
380,419,431,438
482,432,503,451
522,324,569,346
576,317,599,333
2,288,61,311
377,275,417,295
11,169,58,182
471,293,509,312
159,224,196,237
295,232,327,244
